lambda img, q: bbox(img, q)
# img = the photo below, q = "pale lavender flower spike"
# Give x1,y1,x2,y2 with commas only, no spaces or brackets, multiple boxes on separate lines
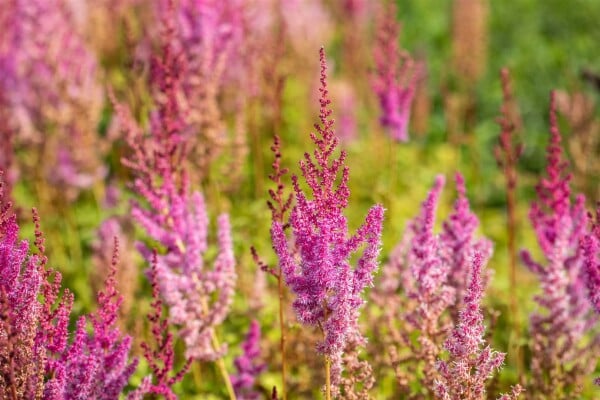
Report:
372,3,419,142
520,91,596,393
232,320,266,400
435,252,521,400
271,47,384,390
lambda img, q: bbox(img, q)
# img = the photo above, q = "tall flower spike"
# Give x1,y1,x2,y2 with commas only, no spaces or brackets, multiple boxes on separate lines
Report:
128,252,192,400
372,3,419,142
118,0,236,363
271,47,384,393
60,238,138,399
435,252,521,400
582,205,600,384
520,91,596,395
441,173,493,315
232,320,266,400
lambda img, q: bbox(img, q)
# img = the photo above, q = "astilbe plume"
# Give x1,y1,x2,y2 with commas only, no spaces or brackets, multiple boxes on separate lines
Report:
0,175,135,398
117,0,236,362
375,173,492,396
128,253,191,400
441,173,493,315
435,252,522,400
0,0,105,200
59,238,138,399
582,206,600,384
271,48,384,393
371,3,419,142
520,92,598,395
232,320,266,400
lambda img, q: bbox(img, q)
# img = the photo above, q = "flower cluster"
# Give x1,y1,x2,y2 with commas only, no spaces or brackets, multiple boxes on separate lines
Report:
0,0,105,200
520,92,597,394
232,320,266,400
435,252,521,400
117,0,236,362
271,47,384,389
371,2,419,142
0,175,135,398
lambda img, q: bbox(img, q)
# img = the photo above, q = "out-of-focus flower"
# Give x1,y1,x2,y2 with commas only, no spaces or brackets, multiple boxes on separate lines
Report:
520,92,598,394
232,320,266,400
127,253,191,400
117,0,236,362
371,3,419,142
0,0,105,201
271,48,384,391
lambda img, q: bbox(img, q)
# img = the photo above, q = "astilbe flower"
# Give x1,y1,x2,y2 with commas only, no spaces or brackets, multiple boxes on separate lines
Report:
0,0,105,200
441,173,493,315
271,48,385,393
582,205,600,385
435,252,522,400
128,253,191,400
371,3,419,142
0,176,136,398
117,0,236,362
232,320,266,400
374,173,492,396
59,238,138,399
520,92,598,395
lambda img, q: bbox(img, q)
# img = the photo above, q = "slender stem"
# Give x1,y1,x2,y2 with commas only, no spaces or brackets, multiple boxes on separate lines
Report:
277,274,288,400
324,357,331,400
211,330,237,400
505,166,523,376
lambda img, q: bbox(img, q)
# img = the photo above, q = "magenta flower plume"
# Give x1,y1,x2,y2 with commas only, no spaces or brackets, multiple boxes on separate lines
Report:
271,47,385,389
232,320,266,400
371,3,419,142
441,173,493,311
0,180,135,398
128,253,192,400
520,92,596,393
582,205,600,385
0,0,105,198
60,238,138,399
435,252,521,400
117,0,236,362
584,205,600,315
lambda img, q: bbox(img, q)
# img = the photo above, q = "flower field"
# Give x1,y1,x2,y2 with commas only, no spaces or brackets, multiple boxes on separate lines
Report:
0,0,599,399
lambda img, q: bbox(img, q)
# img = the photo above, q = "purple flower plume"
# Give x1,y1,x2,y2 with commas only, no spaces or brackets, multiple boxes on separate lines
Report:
60,238,138,399
0,177,135,398
435,252,522,400
520,92,597,393
0,0,105,199
371,3,420,142
271,47,385,389
232,320,266,400
128,253,192,400
117,0,236,362
582,205,600,384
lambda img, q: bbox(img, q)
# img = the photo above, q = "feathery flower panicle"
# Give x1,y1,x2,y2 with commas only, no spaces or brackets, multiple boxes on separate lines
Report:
128,253,192,400
0,178,136,398
441,173,493,313
375,173,492,396
520,92,597,394
271,48,384,391
371,3,419,142
582,205,600,385
232,320,266,400
117,0,236,362
60,238,138,399
0,0,105,200
435,253,521,400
